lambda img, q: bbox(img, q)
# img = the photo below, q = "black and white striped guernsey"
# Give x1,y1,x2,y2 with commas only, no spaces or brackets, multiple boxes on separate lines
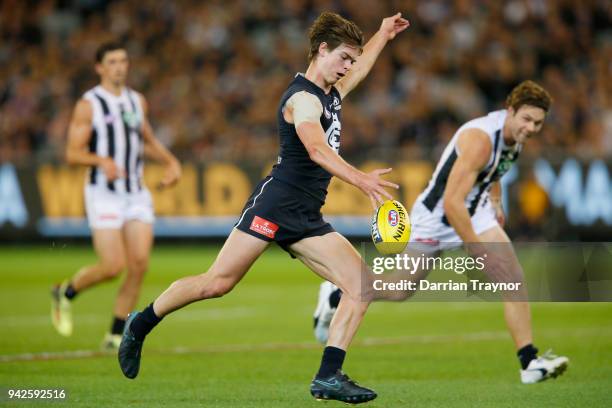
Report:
83,85,144,193
417,109,522,224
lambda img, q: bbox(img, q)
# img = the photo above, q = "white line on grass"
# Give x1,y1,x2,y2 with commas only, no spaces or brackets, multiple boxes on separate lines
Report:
2,326,610,363
0,307,255,327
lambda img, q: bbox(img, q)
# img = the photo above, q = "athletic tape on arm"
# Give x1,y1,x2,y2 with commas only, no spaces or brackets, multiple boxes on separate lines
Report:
286,91,323,127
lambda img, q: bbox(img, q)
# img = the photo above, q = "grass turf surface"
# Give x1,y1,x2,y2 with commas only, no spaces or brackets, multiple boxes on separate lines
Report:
0,244,611,407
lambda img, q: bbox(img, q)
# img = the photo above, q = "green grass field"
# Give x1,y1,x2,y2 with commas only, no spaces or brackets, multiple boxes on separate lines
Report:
1,244,611,407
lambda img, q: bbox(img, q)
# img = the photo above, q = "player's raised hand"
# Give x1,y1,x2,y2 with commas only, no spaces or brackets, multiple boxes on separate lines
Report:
100,157,124,181
157,159,182,190
357,168,399,210
379,13,410,41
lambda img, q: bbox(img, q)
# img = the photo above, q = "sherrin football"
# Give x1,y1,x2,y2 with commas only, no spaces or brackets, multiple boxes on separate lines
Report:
371,199,411,255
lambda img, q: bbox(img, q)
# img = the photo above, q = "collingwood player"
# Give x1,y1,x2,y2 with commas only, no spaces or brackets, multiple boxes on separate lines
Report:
314,81,569,384
118,12,409,404
51,42,181,349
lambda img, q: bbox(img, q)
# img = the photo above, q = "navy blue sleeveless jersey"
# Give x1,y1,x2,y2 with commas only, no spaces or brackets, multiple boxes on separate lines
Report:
269,74,342,204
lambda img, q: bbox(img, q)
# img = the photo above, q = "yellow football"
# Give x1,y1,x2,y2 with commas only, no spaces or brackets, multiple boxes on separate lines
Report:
371,199,411,255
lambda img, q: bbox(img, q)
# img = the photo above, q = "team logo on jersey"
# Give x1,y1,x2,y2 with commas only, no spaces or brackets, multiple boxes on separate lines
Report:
388,210,399,226
333,97,341,110
325,112,341,153
497,159,512,176
496,150,519,178
122,111,140,129
324,107,331,119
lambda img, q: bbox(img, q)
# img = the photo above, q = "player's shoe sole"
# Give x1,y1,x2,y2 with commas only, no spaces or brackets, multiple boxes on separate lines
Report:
118,312,143,379
50,281,72,337
310,370,377,404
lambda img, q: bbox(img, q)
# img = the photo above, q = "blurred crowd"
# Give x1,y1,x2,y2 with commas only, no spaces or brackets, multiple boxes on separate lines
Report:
1,0,611,165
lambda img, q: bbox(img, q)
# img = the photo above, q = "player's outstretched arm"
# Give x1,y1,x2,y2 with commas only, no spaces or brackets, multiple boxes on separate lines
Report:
336,13,409,99
138,94,182,189
65,99,122,181
287,91,398,209
443,129,492,243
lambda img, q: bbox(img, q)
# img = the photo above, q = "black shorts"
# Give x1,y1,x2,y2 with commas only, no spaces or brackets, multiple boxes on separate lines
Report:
234,176,335,254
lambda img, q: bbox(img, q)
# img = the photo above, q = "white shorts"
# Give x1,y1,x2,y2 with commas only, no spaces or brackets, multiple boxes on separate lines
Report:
408,197,499,253
85,185,155,230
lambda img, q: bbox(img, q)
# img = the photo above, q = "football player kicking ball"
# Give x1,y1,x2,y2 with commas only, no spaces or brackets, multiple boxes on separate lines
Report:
314,80,569,384
118,12,409,404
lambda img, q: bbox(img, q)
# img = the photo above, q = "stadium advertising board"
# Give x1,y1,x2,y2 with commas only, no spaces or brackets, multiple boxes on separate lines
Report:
0,158,610,240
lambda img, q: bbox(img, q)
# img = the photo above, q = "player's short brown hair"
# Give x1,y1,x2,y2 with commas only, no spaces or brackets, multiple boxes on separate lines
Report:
308,12,363,62
95,41,126,63
505,80,553,112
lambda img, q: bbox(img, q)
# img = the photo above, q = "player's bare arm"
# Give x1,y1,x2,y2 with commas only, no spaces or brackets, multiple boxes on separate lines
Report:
286,91,398,209
443,128,492,243
490,182,505,227
138,94,181,188
336,13,409,99
65,98,121,181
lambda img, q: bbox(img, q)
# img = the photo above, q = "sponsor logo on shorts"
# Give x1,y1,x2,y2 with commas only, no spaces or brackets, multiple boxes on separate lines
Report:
249,216,279,239
98,214,119,221
415,237,440,246
388,210,398,227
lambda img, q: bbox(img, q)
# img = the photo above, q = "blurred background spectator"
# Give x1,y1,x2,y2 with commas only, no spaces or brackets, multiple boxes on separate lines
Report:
1,0,611,166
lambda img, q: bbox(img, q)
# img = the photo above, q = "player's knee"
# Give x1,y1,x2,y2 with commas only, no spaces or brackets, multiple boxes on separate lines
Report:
102,259,125,279
213,280,236,298
128,255,149,276
340,282,369,304
338,287,371,314
394,289,417,302
198,277,235,299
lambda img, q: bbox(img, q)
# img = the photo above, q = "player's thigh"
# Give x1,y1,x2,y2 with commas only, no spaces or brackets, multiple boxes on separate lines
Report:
478,224,511,243
477,225,524,281
478,225,516,261
205,228,270,285
122,220,154,269
91,228,126,269
289,232,367,300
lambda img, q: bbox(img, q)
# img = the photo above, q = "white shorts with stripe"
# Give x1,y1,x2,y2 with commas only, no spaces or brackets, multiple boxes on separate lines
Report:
85,185,154,230
408,195,499,253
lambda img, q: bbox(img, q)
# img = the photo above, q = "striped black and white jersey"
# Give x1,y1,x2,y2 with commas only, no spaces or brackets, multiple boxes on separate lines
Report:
83,85,144,193
416,109,521,224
